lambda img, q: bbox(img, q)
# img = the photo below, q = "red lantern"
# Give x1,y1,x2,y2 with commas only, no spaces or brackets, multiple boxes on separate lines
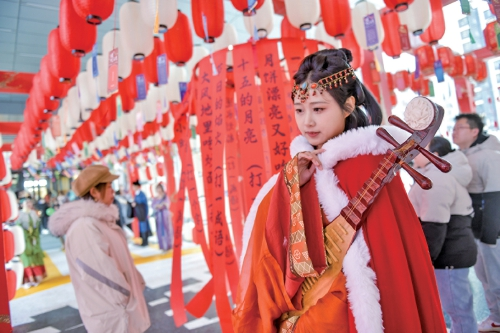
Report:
72,0,115,25
342,28,364,69
420,0,445,45
437,47,454,73
164,10,193,65
145,36,167,86
464,54,478,77
415,45,435,76
32,77,60,114
395,70,410,91
48,28,81,81
191,0,224,43
231,0,264,15
319,0,351,38
447,55,465,77
474,61,488,82
383,0,413,12
100,95,118,127
386,72,395,91
118,75,136,112
484,21,499,53
380,8,402,58
281,15,306,39
40,56,71,100
59,0,97,57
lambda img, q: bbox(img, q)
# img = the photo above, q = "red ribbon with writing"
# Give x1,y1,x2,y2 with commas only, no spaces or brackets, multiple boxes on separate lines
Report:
256,39,292,174
224,86,245,258
170,117,189,326
232,43,268,210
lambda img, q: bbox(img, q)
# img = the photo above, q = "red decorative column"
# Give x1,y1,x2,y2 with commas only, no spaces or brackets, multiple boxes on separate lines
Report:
0,226,12,332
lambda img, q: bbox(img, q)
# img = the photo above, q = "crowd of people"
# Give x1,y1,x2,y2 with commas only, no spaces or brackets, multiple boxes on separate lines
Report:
11,175,174,294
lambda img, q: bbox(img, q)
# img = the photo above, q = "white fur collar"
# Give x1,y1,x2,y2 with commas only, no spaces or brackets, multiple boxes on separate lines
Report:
290,125,410,171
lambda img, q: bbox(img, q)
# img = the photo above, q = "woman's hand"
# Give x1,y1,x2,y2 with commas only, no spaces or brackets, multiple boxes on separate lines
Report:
298,149,325,186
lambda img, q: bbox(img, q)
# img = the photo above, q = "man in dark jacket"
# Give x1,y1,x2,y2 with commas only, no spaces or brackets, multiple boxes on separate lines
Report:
453,114,500,332
132,181,150,246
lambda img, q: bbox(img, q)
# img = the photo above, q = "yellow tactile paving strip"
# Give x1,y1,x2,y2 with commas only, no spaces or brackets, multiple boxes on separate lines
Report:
13,245,202,299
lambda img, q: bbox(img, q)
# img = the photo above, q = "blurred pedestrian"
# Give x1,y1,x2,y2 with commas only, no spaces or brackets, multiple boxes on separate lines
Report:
151,183,173,251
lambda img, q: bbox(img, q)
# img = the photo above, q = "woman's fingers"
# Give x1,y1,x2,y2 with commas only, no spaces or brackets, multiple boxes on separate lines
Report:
299,151,324,170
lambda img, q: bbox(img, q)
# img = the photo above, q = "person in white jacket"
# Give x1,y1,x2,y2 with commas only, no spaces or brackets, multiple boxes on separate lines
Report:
49,165,151,333
409,137,477,333
453,113,500,332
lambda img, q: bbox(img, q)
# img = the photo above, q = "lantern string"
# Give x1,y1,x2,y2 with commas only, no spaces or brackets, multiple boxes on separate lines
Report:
202,12,219,76
112,0,118,49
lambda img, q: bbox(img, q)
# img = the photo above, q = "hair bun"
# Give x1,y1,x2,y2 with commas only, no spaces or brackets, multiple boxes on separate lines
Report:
338,48,353,64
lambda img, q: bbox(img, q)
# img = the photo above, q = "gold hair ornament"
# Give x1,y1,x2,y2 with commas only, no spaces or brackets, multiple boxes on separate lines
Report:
292,67,356,103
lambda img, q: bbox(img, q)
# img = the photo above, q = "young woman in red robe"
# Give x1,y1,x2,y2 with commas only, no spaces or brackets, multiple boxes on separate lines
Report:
232,48,447,333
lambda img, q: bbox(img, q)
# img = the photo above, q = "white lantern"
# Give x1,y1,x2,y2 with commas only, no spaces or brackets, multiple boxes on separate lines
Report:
140,0,178,33
351,0,385,50
10,261,24,290
142,85,161,123
7,190,19,221
158,84,169,113
86,56,108,100
8,225,25,256
0,160,11,187
166,64,188,104
119,2,154,59
186,45,210,80
243,0,274,38
66,87,81,129
77,71,100,113
103,29,133,81
160,112,174,141
315,21,342,49
284,0,320,30
398,0,432,36
212,23,238,66
44,129,57,153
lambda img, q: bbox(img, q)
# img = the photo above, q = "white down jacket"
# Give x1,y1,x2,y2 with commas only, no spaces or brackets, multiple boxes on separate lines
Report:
49,199,151,333
409,150,474,222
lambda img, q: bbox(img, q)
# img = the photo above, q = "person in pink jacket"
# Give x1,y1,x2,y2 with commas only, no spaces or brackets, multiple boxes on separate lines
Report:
49,165,151,333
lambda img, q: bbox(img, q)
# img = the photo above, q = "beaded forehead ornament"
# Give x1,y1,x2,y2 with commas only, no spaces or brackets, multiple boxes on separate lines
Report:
292,67,356,103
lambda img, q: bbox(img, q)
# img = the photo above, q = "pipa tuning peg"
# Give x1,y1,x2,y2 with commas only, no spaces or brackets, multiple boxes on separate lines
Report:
376,127,401,148
388,115,415,134
400,162,433,190
416,147,452,173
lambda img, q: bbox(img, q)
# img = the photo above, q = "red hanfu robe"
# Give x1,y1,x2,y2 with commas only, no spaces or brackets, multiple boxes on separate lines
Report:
233,126,447,333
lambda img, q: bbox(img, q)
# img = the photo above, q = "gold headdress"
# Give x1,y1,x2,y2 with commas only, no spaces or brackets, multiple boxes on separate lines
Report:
292,67,356,103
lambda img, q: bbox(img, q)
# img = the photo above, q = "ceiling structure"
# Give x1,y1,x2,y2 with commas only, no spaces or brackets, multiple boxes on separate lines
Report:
0,0,289,135
0,0,464,146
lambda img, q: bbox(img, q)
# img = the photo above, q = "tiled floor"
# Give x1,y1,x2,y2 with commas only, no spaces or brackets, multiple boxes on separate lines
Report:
7,234,491,332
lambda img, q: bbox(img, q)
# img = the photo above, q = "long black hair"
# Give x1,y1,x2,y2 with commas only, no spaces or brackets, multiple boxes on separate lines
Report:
429,136,453,157
293,48,383,131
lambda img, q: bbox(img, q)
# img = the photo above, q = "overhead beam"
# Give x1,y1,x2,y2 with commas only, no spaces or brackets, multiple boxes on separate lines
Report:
1,143,12,152
0,71,34,94
0,122,22,134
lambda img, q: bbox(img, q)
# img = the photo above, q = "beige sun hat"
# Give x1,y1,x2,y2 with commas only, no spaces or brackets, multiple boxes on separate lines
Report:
72,165,119,197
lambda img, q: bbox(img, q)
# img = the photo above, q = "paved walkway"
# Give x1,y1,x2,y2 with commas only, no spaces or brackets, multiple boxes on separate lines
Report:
8,233,490,332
